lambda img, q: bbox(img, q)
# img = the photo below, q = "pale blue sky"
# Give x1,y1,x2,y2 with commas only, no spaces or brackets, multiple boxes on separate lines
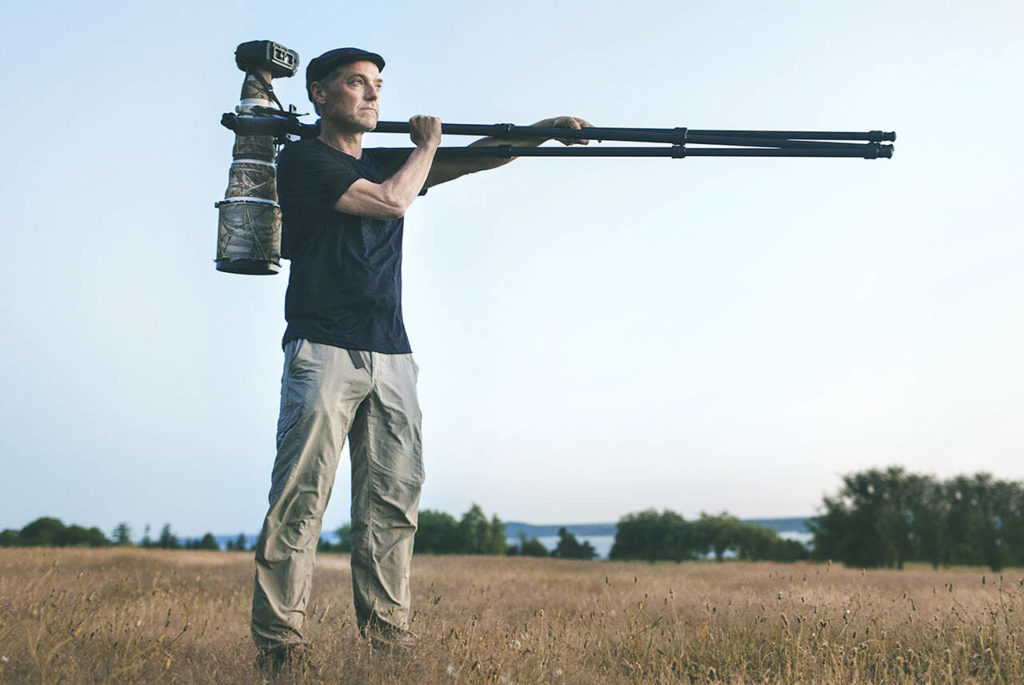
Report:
2,0,1022,538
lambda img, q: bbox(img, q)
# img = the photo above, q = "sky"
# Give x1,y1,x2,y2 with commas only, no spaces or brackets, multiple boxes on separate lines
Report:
2,0,1023,539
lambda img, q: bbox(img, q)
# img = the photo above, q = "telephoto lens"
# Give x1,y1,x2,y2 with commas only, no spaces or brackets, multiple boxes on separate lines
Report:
215,41,298,275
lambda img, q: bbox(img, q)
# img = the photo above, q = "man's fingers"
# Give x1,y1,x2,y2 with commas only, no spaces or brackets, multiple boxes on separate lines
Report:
409,115,442,147
555,116,593,145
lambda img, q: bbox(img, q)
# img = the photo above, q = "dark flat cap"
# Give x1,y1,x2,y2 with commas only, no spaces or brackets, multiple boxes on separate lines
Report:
305,47,385,93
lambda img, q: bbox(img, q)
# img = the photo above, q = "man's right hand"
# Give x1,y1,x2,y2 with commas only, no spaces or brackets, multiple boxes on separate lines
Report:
409,115,442,149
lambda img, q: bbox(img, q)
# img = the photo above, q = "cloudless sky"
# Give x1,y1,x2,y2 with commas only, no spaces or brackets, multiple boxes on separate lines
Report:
2,0,1022,539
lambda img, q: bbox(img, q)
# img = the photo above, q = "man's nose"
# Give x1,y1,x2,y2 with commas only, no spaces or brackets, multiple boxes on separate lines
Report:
366,86,379,100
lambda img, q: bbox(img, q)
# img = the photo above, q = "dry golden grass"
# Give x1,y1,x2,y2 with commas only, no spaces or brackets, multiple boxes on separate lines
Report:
1,548,1022,683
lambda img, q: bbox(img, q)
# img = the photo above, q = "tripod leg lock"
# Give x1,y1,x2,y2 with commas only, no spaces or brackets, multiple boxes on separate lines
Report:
672,127,688,145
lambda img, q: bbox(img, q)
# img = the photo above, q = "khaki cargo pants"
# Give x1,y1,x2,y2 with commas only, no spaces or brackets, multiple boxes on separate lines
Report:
251,339,424,651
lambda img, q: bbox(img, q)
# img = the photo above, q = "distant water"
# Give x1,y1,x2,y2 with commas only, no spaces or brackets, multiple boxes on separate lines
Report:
524,534,617,559
509,531,813,560
506,519,814,560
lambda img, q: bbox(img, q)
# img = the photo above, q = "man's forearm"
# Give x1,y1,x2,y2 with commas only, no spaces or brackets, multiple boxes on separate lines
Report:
333,145,437,219
381,144,438,208
424,117,591,188
334,116,441,219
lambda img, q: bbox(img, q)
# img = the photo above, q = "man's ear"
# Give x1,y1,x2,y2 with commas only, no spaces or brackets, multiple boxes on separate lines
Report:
310,81,326,108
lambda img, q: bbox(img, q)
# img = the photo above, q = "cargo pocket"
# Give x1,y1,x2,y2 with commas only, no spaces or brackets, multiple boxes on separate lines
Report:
276,340,315,446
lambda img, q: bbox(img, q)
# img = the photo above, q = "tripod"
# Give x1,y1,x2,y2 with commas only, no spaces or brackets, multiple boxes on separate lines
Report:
373,120,895,159
221,110,896,159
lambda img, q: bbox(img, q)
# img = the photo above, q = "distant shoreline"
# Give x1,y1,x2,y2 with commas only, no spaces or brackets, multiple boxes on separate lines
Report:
213,517,814,551
503,517,813,540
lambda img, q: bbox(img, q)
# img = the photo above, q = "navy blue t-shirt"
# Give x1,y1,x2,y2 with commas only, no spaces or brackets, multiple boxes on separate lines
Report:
277,138,415,353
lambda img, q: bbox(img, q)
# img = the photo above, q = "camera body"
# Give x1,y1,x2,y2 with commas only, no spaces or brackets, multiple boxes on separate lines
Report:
235,41,299,79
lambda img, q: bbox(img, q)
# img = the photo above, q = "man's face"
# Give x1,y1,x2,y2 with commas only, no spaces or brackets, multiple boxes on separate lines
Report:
313,61,382,132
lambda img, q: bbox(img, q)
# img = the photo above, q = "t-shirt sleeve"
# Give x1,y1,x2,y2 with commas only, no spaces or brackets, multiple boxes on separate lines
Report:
366,148,428,196
277,141,364,216
370,148,412,179
277,141,368,259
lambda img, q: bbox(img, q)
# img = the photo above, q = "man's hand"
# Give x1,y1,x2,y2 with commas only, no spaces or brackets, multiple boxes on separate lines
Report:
335,116,439,219
409,115,442,149
532,116,594,145
423,115,594,188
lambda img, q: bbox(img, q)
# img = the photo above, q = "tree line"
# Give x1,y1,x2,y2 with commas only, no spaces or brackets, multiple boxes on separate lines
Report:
810,466,1024,571
317,504,597,559
0,517,109,548
609,510,810,562
0,518,241,551
11,467,1024,571
0,504,594,560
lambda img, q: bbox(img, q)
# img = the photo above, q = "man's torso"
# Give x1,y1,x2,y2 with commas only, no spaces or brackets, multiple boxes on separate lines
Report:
276,139,413,353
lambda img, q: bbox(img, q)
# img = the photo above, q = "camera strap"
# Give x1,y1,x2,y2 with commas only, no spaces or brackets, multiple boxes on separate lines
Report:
247,70,285,112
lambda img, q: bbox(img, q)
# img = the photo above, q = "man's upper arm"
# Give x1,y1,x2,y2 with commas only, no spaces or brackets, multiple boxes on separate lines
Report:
333,178,404,219
278,142,362,216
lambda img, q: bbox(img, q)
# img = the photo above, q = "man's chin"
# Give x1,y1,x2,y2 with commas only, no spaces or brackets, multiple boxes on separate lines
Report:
332,113,378,133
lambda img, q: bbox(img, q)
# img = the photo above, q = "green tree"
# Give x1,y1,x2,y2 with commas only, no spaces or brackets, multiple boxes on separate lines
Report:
19,517,66,546
945,474,1003,570
457,504,506,555
993,480,1024,567
693,513,746,562
413,506,506,555
0,518,109,548
735,523,778,561
13,518,109,548
610,509,661,561
552,527,596,560
811,467,1022,571
63,524,109,547
158,523,180,550
112,522,133,546
810,467,918,568
191,533,220,550
908,474,946,568
227,533,249,551
0,529,22,546
513,533,549,557
610,509,700,562
415,509,461,553
318,524,353,553
770,537,811,562
335,523,353,552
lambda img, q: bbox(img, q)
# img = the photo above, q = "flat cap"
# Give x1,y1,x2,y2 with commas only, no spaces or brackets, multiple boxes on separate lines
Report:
305,47,385,94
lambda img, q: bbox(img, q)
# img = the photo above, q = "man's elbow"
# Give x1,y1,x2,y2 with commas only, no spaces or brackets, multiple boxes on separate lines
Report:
336,190,409,219
374,191,408,219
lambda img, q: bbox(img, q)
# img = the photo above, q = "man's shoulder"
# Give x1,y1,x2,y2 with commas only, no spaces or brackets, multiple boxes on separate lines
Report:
277,140,366,190
278,138,340,165
363,147,410,165
361,148,412,182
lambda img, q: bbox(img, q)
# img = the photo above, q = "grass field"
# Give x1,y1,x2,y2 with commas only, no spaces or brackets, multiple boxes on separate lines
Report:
1,548,1021,683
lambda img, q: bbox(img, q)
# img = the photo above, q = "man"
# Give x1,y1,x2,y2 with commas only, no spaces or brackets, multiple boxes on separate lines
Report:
250,46,590,671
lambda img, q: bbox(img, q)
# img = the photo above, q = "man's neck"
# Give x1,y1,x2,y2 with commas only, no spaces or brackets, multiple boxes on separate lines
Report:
318,123,364,158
